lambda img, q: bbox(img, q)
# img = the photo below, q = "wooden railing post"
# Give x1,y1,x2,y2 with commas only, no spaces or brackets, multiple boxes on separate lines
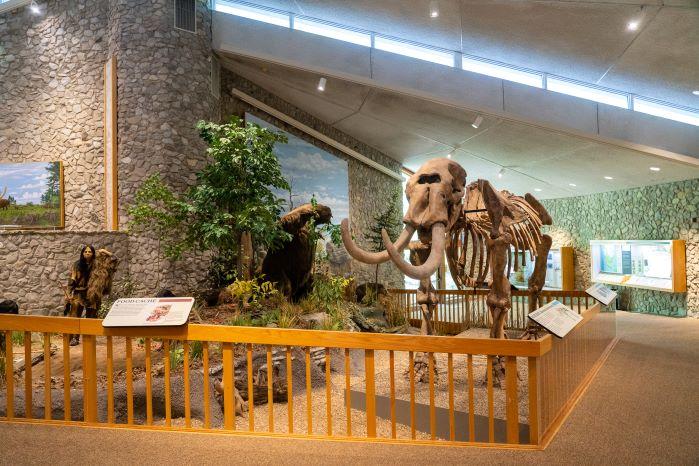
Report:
82,334,98,423
365,349,376,438
528,356,541,445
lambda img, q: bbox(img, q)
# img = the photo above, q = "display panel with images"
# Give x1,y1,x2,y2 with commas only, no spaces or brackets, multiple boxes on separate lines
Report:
508,247,568,290
0,161,64,229
590,240,685,292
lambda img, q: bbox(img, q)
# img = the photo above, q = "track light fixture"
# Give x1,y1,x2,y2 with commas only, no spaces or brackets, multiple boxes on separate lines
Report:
317,77,326,92
498,168,504,179
429,1,439,18
471,115,483,129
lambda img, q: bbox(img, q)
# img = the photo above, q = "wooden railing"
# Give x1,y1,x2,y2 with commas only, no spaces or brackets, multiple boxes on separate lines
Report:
390,289,594,335
0,306,615,449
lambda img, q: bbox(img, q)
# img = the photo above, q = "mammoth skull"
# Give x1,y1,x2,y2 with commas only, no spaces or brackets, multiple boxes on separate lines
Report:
341,157,467,280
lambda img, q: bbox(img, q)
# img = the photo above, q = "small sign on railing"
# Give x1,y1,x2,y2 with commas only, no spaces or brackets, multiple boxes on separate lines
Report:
585,283,617,306
102,297,194,327
528,300,582,338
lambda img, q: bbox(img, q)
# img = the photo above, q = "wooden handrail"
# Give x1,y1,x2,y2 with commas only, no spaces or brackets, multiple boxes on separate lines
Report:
0,314,551,357
388,288,590,297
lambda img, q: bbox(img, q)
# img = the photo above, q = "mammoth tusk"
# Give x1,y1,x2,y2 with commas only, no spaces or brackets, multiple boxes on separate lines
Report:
341,218,413,264
382,223,446,280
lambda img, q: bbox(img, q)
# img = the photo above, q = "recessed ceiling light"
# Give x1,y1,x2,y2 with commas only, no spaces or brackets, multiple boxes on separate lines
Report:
534,188,542,192
693,90,699,96
497,168,504,179
650,166,660,172
471,115,484,129
604,176,614,180
429,1,439,18
569,183,576,187
317,77,327,92
627,20,639,31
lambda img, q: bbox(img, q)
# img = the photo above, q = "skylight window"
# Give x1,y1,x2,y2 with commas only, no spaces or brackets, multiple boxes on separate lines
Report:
214,0,290,28
294,17,371,47
461,56,543,88
632,98,699,127
374,36,454,67
547,77,628,108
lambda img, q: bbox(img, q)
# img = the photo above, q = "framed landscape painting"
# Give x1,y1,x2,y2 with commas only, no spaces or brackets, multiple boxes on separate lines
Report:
0,161,64,229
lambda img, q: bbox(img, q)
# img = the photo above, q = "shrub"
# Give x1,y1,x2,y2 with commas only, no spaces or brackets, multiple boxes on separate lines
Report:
189,340,204,361
227,277,279,310
169,346,184,369
381,294,407,327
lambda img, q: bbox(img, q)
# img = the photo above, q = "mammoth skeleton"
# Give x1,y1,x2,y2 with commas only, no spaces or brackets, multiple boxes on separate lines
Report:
342,158,552,359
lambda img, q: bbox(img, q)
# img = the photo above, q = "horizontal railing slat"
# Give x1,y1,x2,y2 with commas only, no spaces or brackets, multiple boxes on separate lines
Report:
0,315,551,357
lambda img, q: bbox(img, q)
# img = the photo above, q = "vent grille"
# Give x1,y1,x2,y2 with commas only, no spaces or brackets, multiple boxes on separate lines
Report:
211,56,220,99
174,0,196,33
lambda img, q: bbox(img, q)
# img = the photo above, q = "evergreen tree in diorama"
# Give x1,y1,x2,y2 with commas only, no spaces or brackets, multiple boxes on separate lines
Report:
127,116,291,287
40,162,60,207
364,193,403,290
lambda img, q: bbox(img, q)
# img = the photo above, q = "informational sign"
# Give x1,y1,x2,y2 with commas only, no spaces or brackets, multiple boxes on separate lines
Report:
586,283,617,306
528,300,583,338
102,297,194,327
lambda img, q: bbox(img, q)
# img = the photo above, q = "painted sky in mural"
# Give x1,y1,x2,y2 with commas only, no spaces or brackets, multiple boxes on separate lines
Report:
0,162,56,205
246,113,349,222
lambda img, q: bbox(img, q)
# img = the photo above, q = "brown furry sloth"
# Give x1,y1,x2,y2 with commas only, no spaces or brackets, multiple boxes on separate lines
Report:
261,203,332,302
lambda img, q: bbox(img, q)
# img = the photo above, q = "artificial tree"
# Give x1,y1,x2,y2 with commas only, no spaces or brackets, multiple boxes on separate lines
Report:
128,116,291,286
364,194,402,290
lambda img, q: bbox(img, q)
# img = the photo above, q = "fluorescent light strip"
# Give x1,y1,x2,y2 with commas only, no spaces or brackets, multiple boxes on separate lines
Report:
462,56,543,88
632,97,699,127
547,77,628,108
214,0,290,28
374,36,454,67
294,17,371,47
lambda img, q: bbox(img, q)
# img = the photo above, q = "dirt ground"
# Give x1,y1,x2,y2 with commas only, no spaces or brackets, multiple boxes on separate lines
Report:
0,327,529,441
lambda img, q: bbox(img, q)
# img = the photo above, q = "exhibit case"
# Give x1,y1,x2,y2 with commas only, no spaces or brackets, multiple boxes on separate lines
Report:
590,240,686,292
509,246,574,291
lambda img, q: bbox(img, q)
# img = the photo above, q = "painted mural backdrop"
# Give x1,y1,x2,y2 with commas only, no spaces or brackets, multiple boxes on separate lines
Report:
0,161,63,228
246,113,349,218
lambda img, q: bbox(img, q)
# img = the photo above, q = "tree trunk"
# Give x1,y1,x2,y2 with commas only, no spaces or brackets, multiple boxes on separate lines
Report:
236,231,254,279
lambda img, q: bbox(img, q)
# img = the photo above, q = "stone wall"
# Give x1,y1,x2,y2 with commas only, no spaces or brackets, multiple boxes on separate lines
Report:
0,230,129,314
220,69,405,289
542,178,699,317
0,0,109,230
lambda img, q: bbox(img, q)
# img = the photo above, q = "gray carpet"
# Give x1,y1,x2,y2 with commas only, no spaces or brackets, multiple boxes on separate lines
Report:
0,311,697,465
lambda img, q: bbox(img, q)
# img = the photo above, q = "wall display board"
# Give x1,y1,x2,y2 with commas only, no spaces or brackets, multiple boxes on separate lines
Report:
508,246,574,290
590,240,686,292
586,283,617,306
0,161,64,229
103,297,194,327
528,299,582,338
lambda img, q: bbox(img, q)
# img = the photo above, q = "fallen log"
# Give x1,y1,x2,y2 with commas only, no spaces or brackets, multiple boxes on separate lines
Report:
14,344,58,375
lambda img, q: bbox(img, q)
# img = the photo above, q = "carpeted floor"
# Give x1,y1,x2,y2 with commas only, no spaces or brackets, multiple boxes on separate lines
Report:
0,311,697,465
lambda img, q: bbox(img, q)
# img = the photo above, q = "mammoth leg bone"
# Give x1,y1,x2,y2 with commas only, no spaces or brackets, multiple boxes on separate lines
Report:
406,242,439,383
522,233,553,341
485,234,512,387
341,219,413,264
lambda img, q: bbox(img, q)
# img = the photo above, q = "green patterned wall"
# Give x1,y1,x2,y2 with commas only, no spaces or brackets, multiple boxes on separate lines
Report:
542,178,699,317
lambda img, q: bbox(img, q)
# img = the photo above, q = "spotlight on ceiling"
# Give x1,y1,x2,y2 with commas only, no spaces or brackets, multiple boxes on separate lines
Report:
650,166,661,172
471,115,484,129
693,90,699,96
534,188,542,192
604,176,614,180
627,20,639,31
317,77,327,92
29,0,40,14
569,183,577,187
447,149,455,159
497,168,504,179
429,1,439,18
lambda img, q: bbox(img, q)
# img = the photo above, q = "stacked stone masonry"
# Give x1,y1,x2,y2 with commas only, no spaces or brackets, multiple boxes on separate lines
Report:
542,178,699,317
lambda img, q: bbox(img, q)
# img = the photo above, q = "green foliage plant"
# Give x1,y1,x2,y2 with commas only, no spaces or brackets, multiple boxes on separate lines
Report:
169,346,184,370
365,192,403,285
127,116,291,279
226,276,279,311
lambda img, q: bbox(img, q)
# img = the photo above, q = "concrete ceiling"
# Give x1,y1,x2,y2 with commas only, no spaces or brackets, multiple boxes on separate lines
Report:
244,0,699,110
219,54,699,199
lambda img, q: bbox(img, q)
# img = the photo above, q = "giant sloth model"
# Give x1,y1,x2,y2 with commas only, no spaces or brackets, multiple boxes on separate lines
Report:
261,203,332,301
